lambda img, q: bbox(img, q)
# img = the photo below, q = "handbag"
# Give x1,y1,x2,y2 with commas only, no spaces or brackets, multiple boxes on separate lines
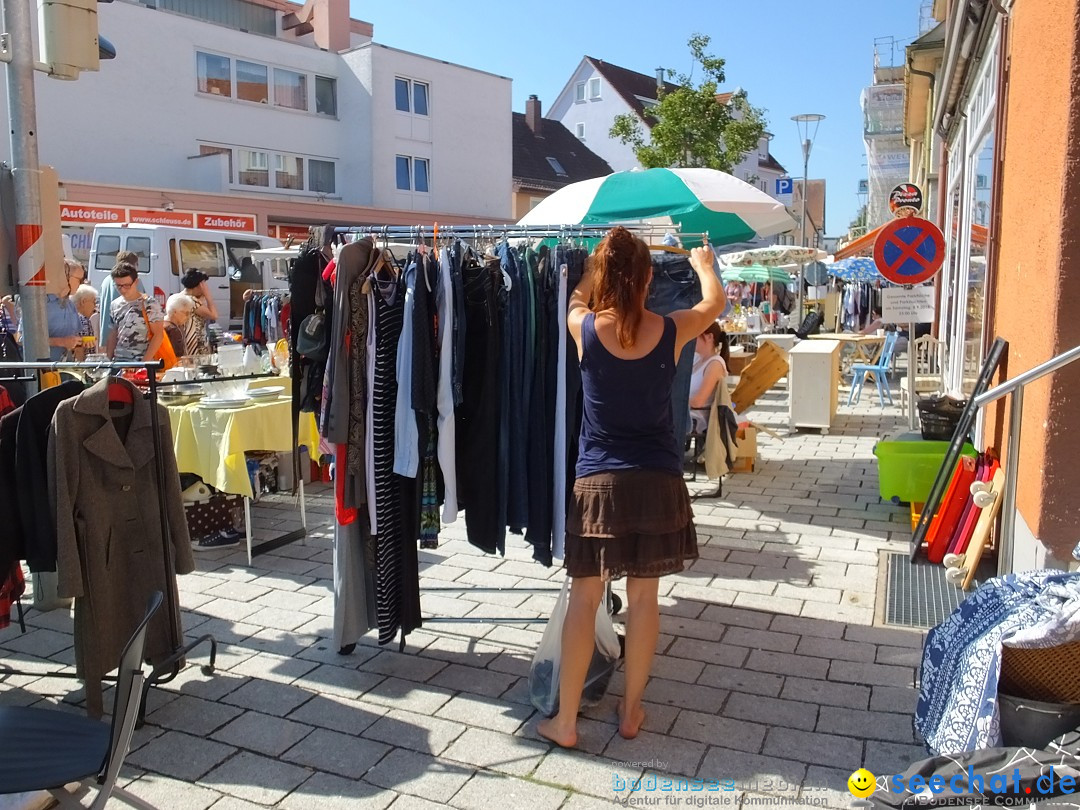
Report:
296,275,329,361
141,299,178,371
528,579,621,717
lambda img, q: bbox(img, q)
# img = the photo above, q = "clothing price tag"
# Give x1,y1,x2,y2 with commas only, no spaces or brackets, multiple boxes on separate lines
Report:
882,286,935,323
561,263,568,277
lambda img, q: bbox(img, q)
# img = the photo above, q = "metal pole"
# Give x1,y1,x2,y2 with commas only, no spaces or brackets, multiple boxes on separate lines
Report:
797,142,809,321
908,319,917,430
4,0,49,366
997,387,1022,576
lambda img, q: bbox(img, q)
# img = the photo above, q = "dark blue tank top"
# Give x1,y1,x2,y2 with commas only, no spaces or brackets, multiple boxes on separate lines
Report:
575,312,681,478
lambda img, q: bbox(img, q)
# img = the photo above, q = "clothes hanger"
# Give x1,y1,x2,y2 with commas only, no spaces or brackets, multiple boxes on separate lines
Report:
108,373,134,406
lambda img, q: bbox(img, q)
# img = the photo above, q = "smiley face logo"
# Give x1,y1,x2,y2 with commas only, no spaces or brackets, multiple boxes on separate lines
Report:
848,768,876,798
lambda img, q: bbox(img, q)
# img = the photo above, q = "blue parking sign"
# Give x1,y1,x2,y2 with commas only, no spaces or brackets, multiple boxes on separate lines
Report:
775,178,793,196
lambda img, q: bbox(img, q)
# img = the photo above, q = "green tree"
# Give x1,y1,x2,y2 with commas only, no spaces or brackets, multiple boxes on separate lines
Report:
609,34,766,172
848,204,868,236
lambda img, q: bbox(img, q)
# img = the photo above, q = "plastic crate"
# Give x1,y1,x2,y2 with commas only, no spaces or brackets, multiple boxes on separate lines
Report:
874,432,977,504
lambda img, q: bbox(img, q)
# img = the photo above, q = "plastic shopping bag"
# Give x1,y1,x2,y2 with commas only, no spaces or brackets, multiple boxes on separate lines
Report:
529,579,622,717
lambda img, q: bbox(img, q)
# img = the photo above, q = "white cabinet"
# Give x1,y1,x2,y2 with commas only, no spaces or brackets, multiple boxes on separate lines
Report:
788,339,841,432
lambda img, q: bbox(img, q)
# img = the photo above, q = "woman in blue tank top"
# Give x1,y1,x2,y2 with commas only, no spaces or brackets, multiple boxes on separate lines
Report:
538,227,726,748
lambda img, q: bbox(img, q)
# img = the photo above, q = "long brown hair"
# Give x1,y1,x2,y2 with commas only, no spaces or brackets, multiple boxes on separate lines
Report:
590,226,652,348
702,322,730,365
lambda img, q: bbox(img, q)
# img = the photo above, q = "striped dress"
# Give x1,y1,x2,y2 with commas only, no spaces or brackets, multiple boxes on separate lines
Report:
371,275,405,645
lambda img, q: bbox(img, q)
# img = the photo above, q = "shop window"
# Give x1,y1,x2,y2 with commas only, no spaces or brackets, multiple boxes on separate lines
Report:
274,68,307,111
315,76,337,116
238,149,269,187
197,51,231,97
179,240,226,277
963,124,995,395
236,60,268,103
309,160,336,194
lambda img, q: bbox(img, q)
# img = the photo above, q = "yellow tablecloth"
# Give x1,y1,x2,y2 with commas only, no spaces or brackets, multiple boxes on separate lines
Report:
166,395,319,498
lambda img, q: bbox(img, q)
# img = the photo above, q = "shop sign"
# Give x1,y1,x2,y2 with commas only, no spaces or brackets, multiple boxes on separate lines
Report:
198,213,257,232
882,286,936,323
60,203,258,233
272,225,311,241
873,216,945,285
59,203,126,224
889,183,924,217
129,208,196,227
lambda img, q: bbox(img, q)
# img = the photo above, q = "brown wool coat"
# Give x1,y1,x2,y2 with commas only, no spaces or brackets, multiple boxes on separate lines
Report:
49,377,194,710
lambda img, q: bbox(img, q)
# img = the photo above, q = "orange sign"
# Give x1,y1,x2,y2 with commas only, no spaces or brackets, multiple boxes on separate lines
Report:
272,225,311,240
59,203,258,233
198,213,257,232
128,208,196,227
60,204,126,224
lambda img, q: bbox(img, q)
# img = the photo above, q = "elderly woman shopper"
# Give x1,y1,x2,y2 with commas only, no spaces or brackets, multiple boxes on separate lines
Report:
537,227,725,749
71,283,99,358
45,259,88,360
106,261,164,361
163,293,194,359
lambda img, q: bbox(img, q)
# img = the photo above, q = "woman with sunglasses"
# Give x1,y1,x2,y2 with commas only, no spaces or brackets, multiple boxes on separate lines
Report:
106,261,165,362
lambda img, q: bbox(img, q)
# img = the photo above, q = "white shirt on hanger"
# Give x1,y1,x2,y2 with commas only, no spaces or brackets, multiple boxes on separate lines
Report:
435,250,459,523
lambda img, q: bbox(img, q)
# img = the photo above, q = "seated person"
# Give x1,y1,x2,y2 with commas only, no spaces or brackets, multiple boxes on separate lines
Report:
859,307,884,335
689,322,730,434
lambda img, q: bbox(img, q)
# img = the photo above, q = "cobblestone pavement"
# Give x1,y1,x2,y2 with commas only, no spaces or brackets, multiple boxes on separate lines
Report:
1,380,928,809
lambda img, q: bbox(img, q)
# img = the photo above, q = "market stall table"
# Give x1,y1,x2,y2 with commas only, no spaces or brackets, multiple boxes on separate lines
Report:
808,332,886,374
165,393,320,564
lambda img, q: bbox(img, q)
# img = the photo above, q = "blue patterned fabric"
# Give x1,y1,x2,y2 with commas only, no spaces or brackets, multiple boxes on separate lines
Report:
916,570,1080,755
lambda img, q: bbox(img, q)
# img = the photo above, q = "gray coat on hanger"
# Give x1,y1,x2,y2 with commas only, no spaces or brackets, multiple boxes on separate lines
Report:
49,377,193,714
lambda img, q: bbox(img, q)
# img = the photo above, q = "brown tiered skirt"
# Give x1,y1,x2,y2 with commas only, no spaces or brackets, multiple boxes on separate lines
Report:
564,469,698,581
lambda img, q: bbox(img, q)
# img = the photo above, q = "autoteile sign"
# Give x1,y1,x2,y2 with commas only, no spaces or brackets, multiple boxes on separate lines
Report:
889,183,924,217
59,203,257,232
873,216,946,286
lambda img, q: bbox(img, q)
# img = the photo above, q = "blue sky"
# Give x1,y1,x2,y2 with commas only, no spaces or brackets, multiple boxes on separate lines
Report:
353,0,926,235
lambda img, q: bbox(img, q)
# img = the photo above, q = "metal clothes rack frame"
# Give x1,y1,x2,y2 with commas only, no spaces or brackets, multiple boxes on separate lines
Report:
313,225,645,652
0,360,217,721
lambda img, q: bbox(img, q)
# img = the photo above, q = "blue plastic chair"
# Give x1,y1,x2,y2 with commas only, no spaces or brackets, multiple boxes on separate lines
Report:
848,331,900,406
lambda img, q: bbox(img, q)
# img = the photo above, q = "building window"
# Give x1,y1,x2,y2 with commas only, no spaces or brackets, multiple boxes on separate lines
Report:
236,60,267,103
395,77,429,115
396,156,430,192
575,81,586,103
309,159,336,194
196,51,332,116
588,77,601,99
275,154,303,190
528,196,545,210
315,76,337,116
546,157,567,177
575,123,585,140
238,149,269,187
197,52,231,96
274,68,307,110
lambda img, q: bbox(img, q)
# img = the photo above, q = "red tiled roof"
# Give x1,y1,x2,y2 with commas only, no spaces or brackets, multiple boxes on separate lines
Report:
585,57,680,124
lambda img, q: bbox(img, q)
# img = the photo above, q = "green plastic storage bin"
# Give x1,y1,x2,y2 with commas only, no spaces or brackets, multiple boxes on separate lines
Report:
873,432,977,504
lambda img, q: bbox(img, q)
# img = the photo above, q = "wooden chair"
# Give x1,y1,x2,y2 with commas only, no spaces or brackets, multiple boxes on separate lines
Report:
900,334,944,409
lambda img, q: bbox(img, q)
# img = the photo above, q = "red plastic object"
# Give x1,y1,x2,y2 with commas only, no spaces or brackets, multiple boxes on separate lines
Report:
951,457,999,556
108,380,134,404
926,454,978,563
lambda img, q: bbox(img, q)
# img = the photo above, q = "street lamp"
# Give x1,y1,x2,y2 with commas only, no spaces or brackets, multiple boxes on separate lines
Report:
791,113,825,320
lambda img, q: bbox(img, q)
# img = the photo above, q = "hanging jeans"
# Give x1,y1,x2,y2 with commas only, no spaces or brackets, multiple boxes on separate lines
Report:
501,243,529,531
647,253,703,447
456,262,503,554
525,248,555,566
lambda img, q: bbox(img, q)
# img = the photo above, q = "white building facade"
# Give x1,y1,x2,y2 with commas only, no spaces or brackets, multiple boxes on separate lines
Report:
0,0,512,251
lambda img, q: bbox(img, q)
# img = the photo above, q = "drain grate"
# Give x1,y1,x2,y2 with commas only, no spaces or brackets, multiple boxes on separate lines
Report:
882,551,995,630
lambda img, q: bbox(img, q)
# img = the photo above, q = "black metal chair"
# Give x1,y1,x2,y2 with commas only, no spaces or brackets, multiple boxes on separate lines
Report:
0,591,163,809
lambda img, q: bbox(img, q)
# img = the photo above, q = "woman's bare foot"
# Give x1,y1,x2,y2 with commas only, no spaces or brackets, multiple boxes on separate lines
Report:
617,700,646,739
537,715,578,748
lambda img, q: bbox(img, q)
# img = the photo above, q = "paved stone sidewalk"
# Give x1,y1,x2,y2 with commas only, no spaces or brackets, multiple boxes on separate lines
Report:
1,381,929,809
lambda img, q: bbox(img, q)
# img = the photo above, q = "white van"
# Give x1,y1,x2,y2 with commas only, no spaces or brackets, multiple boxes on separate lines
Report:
88,224,283,328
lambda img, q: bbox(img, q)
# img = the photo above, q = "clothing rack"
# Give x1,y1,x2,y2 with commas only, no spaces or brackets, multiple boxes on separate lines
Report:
0,359,217,721
333,224,710,243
